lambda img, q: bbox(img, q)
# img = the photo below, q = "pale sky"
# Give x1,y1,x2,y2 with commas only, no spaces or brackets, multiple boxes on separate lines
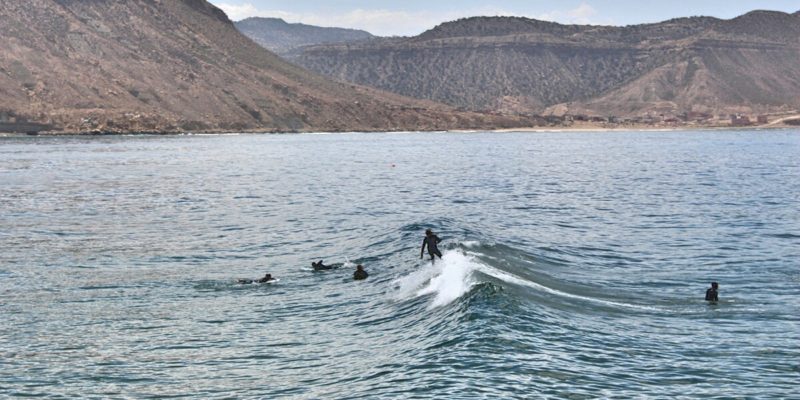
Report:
210,1,800,36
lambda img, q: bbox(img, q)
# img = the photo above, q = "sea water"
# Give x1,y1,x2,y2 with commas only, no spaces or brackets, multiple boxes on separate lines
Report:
1,131,798,398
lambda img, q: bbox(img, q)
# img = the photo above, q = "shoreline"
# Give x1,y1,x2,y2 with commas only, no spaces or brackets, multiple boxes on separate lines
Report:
488,124,799,133
1,123,798,137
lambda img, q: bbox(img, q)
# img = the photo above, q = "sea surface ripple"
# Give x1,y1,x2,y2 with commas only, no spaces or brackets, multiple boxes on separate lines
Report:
1,131,798,398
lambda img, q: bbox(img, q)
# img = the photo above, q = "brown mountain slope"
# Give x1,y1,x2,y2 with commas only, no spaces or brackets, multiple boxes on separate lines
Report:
287,11,800,117
570,40,800,116
235,17,374,55
0,0,530,133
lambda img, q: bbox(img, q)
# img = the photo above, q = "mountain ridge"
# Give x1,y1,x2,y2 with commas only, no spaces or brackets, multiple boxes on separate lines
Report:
235,17,374,55
286,10,800,117
0,0,533,133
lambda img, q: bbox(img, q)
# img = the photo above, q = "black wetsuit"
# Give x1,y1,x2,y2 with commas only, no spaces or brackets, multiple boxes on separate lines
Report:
312,261,335,271
354,269,368,280
422,235,442,260
705,288,718,302
239,276,274,284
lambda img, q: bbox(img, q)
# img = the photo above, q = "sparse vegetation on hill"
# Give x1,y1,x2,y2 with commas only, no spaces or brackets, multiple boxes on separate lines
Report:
235,17,374,55
285,11,800,117
0,0,533,133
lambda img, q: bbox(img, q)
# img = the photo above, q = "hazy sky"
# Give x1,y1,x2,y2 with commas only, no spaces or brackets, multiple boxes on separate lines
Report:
210,1,800,36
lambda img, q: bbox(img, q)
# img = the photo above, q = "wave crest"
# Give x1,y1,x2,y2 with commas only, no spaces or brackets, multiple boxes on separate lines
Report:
394,244,660,313
395,251,481,309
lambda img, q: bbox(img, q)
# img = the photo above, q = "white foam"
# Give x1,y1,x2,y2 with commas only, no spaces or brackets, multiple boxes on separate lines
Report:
394,250,481,309
461,241,481,248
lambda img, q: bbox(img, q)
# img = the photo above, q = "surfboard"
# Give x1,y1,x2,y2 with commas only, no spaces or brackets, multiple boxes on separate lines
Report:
237,278,280,285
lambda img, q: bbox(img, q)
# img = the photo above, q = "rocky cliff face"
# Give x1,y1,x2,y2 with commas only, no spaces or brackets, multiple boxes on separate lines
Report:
288,11,800,116
235,17,374,55
0,0,531,133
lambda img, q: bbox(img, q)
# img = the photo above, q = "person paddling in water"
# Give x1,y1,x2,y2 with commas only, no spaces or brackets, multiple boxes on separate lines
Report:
238,273,276,284
312,260,334,271
238,273,274,284
353,264,368,280
705,282,719,302
420,229,443,263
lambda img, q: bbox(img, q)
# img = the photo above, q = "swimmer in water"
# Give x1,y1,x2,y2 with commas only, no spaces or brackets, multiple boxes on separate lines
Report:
353,264,368,280
420,229,443,263
238,273,275,284
311,260,334,271
257,273,275,283
705,282,719,302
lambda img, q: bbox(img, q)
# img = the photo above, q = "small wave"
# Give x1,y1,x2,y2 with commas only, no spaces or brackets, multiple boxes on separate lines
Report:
394,245,660,313
394,251,480,309
469,261,660,312
766,233,800,239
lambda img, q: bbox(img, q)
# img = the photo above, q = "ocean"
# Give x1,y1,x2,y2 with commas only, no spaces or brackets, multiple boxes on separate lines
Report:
1,131,798,398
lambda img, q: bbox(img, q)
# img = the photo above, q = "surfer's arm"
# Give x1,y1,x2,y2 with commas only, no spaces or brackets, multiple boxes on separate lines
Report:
420,238,427,258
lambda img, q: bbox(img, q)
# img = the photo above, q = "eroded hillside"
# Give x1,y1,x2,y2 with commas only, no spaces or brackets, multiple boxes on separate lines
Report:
286,11,800,116
0,0,532,133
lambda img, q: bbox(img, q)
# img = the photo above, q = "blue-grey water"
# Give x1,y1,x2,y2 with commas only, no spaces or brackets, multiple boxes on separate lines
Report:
1,131,798,399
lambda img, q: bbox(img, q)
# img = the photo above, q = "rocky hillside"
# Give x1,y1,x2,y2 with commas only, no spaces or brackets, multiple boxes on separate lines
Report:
0,0,531,133
288,11,800,116
235,17,373,55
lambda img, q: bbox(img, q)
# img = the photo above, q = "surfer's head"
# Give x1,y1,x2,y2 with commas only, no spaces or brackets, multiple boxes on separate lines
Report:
425,229,433,236
711,282,718,289
356,264,364,271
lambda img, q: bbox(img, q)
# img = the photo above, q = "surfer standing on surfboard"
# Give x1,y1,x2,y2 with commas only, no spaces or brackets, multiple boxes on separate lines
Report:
420,229,443,264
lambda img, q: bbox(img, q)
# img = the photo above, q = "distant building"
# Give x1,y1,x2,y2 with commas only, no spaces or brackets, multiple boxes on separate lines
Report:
731,115,752,126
